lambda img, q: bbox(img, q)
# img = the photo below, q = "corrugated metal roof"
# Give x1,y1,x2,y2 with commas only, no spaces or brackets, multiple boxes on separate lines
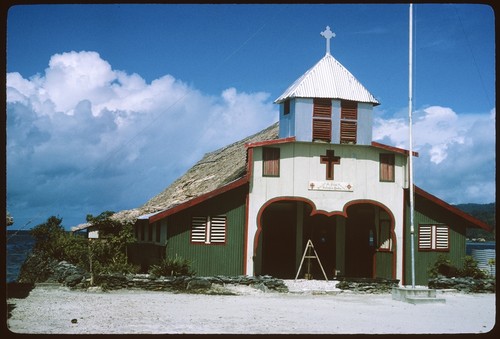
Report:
274,53,379,105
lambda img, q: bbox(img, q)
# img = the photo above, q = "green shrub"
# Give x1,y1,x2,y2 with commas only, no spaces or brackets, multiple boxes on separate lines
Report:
428,254,455,278
149,255,195,277
86,212,138,275
459,255,488,279
23,213,139,281
429,254,489,279
30,216,67,259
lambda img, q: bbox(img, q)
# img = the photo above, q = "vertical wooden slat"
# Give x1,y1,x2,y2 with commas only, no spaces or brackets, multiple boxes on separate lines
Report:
263,147,280,177
380,154,395,182
155,222,161,242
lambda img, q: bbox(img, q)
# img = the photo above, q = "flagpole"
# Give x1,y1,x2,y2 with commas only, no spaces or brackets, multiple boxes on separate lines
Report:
408,3,416,289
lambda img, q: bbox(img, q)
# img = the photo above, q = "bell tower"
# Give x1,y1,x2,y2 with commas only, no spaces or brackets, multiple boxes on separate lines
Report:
274,26,379,145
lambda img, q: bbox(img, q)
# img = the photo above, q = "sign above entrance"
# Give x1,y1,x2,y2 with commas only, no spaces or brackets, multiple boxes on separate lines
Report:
308,181,353,192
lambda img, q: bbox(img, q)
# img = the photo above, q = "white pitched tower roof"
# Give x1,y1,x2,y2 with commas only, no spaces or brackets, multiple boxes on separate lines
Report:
275,26,379,105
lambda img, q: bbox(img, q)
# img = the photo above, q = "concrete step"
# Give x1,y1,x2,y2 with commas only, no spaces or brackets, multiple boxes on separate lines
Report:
392,286,446,304
405,296,446,304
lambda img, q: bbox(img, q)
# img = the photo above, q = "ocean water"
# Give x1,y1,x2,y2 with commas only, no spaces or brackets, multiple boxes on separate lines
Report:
6,230,36,283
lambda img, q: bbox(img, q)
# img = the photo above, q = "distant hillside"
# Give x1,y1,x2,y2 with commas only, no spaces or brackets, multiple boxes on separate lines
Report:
454,203,496,241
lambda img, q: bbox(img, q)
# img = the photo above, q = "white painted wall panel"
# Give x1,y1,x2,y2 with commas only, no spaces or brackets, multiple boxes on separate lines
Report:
246,141,408,282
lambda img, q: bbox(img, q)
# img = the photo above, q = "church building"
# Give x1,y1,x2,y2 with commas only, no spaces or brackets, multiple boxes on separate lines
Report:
126,27,491,286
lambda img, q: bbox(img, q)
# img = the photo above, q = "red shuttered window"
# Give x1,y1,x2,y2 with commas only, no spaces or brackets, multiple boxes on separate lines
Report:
263,147,280,177
380,153,395,182
312,98,332,142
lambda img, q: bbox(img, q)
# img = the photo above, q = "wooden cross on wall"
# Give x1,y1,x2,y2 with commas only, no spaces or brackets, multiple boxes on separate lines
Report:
320,150,340,180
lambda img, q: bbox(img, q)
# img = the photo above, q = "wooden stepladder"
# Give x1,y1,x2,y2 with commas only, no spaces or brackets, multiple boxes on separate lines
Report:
294,239,328,281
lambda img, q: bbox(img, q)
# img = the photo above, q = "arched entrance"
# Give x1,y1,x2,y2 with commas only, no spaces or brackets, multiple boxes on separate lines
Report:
255,198,396,280
302,213,337,279
344,204,377,277
260,202,297,279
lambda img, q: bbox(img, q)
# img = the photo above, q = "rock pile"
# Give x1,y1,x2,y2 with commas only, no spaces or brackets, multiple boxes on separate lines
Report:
18,256,90,288
336,277,400,293
93,274,289,293
49,261,90,287
18,257,288,293
428,276,495,293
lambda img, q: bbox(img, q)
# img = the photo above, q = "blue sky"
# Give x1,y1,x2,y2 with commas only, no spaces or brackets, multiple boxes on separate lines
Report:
6,4,495,229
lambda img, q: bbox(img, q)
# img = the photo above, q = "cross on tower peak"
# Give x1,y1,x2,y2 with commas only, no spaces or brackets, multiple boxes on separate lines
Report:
320,26,336,55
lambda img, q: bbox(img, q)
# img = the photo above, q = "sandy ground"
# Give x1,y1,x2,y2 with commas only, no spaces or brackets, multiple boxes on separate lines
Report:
6,281,496,335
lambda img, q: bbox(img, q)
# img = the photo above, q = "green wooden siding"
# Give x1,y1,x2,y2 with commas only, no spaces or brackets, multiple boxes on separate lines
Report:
375,251,393,279
404,193,467,285
165,185,247,276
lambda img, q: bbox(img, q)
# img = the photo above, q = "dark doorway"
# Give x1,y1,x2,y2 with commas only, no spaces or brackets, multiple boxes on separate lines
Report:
345,204,377,278
302,213,336,280
261,202,297,278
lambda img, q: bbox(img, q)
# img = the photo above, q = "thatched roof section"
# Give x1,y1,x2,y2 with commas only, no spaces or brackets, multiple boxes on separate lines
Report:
111,122,279,224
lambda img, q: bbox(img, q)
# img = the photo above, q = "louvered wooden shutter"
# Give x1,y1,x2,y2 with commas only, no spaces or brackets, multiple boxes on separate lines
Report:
313,98,332,117
340,100,357,144
340,121,357,144
435,225,449,250
341,100,358,119
313,119,332,141
418,225,432,250
313,98,332,142
191,216,207,243
209,216,226,243
418,225,449,251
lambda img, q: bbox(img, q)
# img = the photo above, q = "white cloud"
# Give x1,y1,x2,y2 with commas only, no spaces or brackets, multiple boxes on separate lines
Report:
374,106,495,204
44,51,116,114
7,51,278,228
6,50,494,229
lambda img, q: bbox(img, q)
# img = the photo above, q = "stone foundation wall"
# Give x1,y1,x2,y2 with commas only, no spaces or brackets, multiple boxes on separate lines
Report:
20,259,496,294
93,274,289,292
336,278,400,293
428,276,495,293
